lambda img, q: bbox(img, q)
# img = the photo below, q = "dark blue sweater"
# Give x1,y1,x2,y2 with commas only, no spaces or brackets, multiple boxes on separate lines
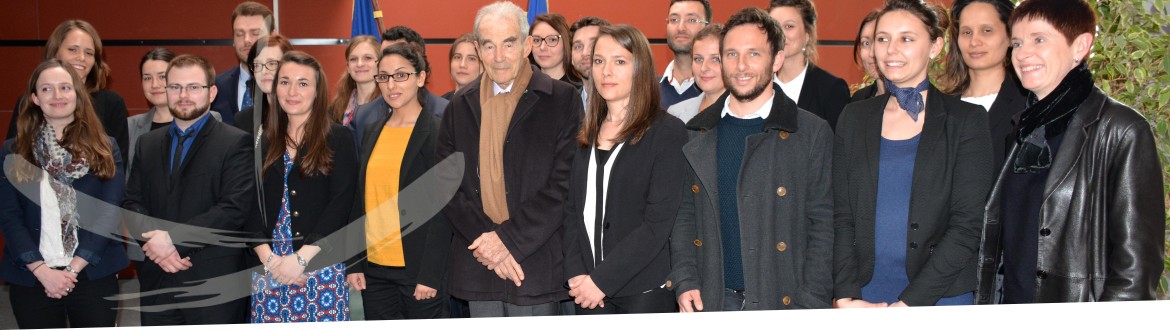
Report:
715,115,765,291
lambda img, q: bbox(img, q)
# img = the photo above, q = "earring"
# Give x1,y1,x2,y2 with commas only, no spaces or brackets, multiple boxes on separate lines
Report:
1073,58,1080,64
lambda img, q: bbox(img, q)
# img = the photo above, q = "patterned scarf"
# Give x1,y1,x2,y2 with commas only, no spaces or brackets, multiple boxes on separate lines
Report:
885,78,931,121
32,122,89,258
1013,62,1093,173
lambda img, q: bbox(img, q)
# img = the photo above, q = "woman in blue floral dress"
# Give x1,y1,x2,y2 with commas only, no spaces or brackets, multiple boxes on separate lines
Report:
245,51,359,322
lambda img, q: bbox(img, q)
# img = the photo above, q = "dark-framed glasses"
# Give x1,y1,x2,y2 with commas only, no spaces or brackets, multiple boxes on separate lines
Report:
252,60,279,72
374,72,419,83
532,35,562,47
165,84,211,94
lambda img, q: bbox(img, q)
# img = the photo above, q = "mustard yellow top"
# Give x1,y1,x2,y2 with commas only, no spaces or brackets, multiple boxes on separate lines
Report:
364,126,414,266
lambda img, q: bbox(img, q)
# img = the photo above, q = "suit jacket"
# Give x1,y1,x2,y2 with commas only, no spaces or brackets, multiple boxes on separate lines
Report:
976,86,1165,303
127,107,221,181
8,90,130,166
668,85,836,310
832,85,994,306
0,137,128,287
849,83,881,104
122,116,255,288
211,66,243,125
348,95,450,151
347,107,451,290
795,64,851,131
244,123,358,271
437,70,582,305
562,114,688,298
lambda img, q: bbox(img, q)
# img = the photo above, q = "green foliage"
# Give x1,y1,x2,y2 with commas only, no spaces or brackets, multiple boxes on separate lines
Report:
1090,0,1170,299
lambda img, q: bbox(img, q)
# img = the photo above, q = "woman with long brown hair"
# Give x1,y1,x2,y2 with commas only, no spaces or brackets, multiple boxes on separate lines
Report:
6,20,129,167
562,24,687,314
330,35,382,126
246,51,358,322
0,59,127,328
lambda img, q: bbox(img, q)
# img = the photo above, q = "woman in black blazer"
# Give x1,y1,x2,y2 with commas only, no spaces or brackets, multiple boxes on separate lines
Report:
832,0,994,308
345,43,452,319
562,25,687,314
939,0,1028,172
245,51,358,322
767,0,852,130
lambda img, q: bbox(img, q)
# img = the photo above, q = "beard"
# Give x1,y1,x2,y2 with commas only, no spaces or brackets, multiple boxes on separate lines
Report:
169,102,210,121
727,73,771,103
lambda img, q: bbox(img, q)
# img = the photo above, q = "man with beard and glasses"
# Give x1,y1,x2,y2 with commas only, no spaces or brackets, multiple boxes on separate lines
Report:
667,7,834,312
659,0,710,108
438,1,582,317
123,54,255,325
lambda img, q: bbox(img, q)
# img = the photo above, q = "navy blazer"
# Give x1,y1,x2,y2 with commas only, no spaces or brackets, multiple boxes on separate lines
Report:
0,137,128,287
832,84,995,306
211,66,243,125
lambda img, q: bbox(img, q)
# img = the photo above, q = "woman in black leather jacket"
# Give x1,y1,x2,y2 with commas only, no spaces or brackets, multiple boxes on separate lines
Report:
975,0,1165,304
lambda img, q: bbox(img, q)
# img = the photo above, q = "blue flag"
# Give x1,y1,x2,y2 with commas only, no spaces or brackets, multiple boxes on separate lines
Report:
352,0,381,41
527,0,549,25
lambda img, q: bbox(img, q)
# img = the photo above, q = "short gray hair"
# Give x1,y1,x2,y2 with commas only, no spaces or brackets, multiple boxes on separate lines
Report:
473,1,529,40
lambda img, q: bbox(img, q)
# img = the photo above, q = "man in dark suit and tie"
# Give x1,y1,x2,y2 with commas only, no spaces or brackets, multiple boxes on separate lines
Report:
210,1,273,125
123,54,255,325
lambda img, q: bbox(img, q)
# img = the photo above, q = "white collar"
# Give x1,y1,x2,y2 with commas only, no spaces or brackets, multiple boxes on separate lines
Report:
493,81,515,95
720,88,775,120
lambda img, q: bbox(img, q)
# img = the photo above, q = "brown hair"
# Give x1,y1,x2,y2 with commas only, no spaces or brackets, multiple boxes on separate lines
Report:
166,54,217,86
44,20,110,93
448,33,479,61
941,0,1015,94
231,1,274,32
876,0,951,41
381,42,431,108
694,23,725,43
13,59,115,182
1008,0,1096,46
769,0,819,63
853,9,881,66
264,51,334,177
530,13,583,82
246,33,294,77
723,7,786,56
578,25,661,147
329,35,383,122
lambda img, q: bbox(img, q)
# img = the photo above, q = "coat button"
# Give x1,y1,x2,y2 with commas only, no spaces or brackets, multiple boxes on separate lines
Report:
776,186,787,197
776,242,788,252
909,242,918,249
292,211,299,217
694,239,703,247
1040,228,1051,236
910,222,919,230
692,185,700,193
665,280,673,288
779,131,790,139
290,190,297,196
1036,270,1048,279
294,232,300,236
782,296,792,305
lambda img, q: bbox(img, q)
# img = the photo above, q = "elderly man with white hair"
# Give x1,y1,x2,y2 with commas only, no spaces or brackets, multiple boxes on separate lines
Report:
436,1,583,317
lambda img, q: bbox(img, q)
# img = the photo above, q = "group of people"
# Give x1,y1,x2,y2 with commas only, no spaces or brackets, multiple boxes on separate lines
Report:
0,0,1164,327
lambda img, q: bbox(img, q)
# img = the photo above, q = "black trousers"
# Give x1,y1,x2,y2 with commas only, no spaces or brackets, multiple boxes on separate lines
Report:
137,255,249,326
360,264,449,319
574,286,677,315
9,271,119,328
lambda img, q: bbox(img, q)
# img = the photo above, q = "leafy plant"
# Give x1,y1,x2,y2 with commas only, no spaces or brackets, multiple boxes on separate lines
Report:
1091,0,1170,299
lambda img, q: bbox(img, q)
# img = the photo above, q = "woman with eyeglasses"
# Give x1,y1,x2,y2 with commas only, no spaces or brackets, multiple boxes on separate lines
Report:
6,20,129,167
346,43,452,319
233,34,294,134
443,33,482,100
330,35,382,126
767,0,851,130
849,9,885,103
246,51,358,322
529,13,584,89
833,0,993,308
0,59,127,328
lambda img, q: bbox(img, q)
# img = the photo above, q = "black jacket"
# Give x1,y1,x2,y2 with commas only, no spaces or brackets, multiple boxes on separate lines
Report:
437,70,582,305
245,123,358,271
794,64,851,131
984,75,1029,174
976,86,1165,303
348,104,452,290
562,114,688,298
832,85,994,306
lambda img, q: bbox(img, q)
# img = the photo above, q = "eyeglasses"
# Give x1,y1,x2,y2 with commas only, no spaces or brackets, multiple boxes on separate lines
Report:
252,60,279,72
374,72,419,83
165,84,211,94
665,18,709,26
531,35,562,47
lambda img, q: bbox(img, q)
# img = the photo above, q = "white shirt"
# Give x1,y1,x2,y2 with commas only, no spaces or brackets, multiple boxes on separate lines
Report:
660,60,696,95
777,62,808,105
580,82,589,112
667,94,704,124
962,93,999,112
236,64,252,110
493,81,515,96
720,88,775,120
39,176,75,267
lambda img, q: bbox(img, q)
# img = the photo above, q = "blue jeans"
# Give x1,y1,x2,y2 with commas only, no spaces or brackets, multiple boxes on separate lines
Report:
722,288,745,311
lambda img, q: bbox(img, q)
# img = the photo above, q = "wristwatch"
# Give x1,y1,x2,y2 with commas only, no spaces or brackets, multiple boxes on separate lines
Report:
64,265,79,276
294,253,308,267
